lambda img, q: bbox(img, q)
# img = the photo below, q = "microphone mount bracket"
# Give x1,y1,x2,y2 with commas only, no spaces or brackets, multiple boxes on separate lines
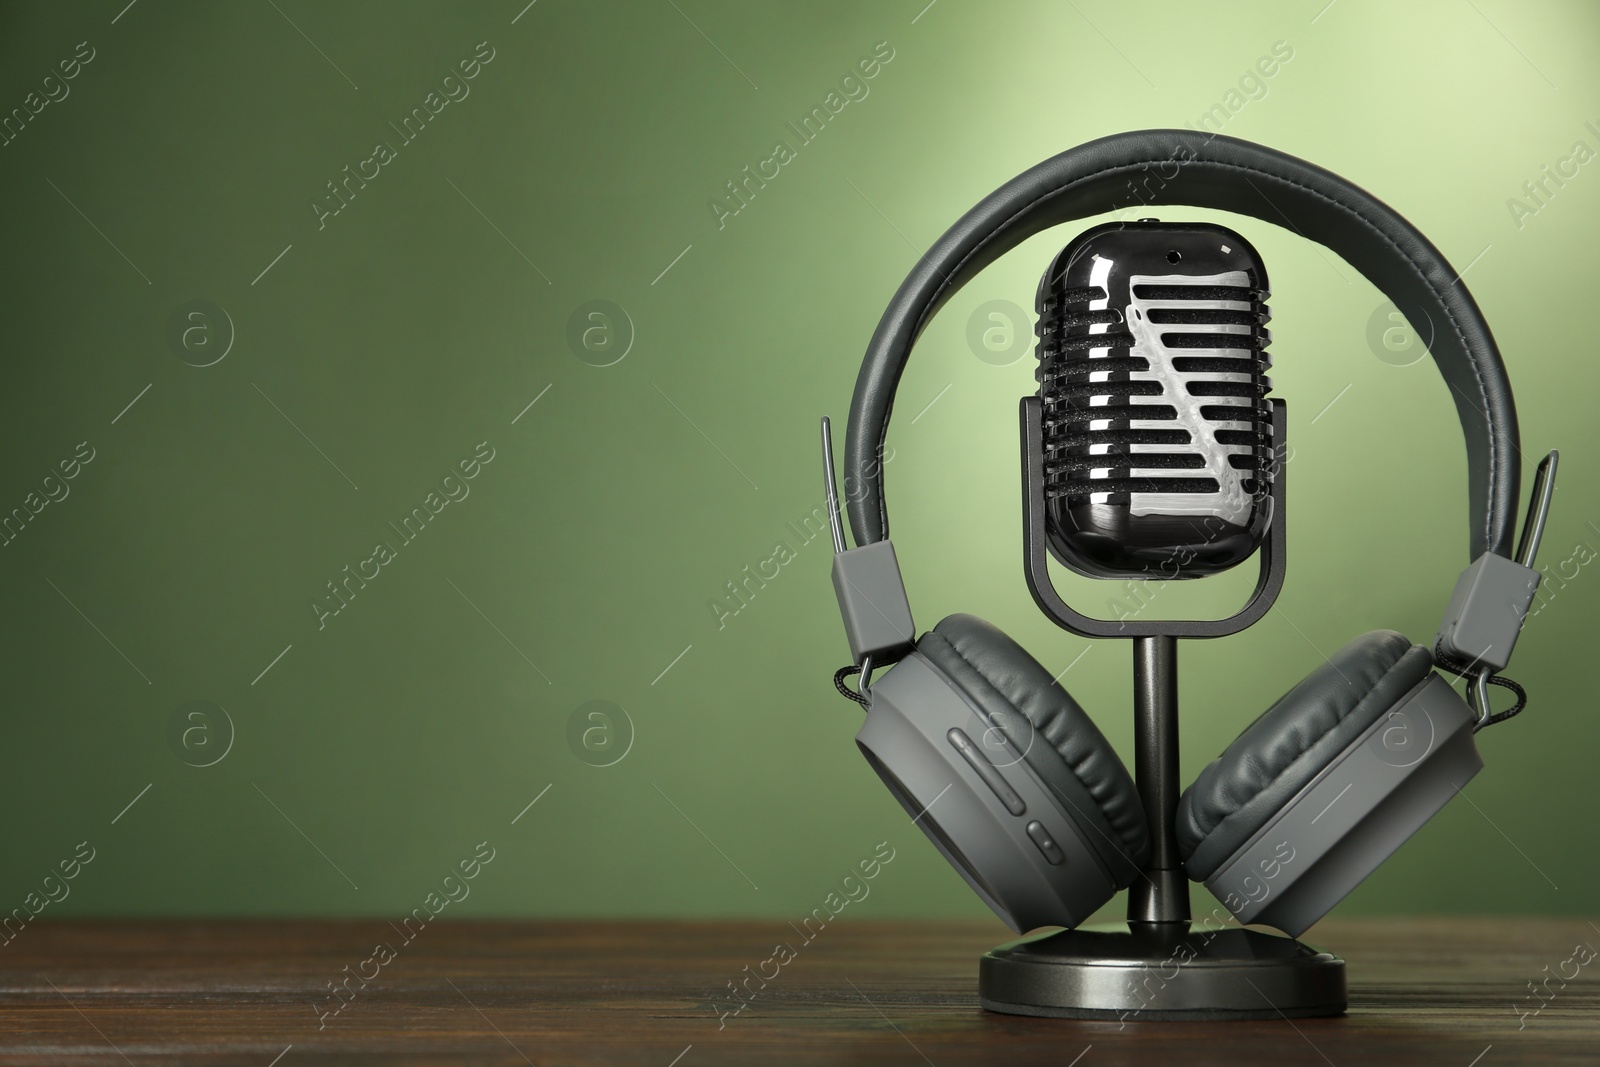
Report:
1020,396,1288,640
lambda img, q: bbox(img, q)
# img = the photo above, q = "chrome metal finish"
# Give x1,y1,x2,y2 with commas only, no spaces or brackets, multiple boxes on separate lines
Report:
1470,669,1493,728
1120,270,1258,524
1032,222,1274,580
821,416,847,555
1515,449,1558,568
1019,398,1290,639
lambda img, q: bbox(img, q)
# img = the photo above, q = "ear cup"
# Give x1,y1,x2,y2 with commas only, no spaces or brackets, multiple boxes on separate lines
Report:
917,613,1151,874
1176,630,1434,881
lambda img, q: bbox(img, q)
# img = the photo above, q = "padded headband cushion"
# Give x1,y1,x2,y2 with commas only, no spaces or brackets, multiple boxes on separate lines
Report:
845,129,1520,561
917,613,1151,869
1175,630,1434,881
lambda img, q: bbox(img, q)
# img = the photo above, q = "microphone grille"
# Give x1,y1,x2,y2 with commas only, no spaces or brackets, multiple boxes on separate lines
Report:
1036,272,1273,523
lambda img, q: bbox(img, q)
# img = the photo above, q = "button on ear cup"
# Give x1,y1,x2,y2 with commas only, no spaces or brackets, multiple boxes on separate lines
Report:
917,614,1151,876
1175,630,1434,881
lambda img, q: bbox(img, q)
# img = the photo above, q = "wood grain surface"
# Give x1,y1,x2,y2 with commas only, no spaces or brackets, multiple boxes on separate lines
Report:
0,917,1595,1064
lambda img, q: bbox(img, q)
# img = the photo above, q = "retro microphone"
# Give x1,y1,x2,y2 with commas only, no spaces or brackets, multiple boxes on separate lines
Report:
1033,219,1276,579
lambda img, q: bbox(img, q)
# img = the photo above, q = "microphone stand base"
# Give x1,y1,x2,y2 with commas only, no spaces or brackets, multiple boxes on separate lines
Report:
978,921,1346,1021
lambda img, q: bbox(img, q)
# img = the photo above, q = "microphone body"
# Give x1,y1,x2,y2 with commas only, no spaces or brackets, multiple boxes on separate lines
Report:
1033,220,1274,580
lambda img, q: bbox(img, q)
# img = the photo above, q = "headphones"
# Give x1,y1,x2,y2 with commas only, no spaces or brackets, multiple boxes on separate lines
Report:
823,130,1557,936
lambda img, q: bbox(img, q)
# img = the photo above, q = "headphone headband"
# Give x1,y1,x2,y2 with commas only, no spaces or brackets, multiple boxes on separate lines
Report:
845,130,1520,561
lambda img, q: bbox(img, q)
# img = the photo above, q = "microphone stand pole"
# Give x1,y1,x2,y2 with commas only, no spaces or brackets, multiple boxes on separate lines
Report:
1127,635,1189,926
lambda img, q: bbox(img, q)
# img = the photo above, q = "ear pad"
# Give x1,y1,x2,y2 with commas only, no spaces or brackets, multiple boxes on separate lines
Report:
916,613,1151,873
1176,630,1434,881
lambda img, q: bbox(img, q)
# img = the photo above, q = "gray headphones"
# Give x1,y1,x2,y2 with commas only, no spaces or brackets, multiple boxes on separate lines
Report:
822,130,1557,935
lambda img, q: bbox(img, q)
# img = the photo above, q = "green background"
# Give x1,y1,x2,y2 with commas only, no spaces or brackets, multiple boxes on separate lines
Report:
0,0,1594,930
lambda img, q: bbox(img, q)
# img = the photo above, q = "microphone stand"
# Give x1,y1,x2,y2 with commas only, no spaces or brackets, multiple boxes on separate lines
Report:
980,397,1348,1021
1127,634,1187,927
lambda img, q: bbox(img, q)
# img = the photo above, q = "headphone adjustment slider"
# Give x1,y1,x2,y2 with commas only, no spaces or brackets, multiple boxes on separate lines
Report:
821,417,917,670
1434,450,1558,676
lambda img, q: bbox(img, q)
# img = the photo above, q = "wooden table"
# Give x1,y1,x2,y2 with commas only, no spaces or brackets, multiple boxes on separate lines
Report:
0,918,1594,1064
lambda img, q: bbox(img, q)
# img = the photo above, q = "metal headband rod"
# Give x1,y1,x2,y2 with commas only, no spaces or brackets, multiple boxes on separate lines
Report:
1515,450,1559,568
821,417,847,555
